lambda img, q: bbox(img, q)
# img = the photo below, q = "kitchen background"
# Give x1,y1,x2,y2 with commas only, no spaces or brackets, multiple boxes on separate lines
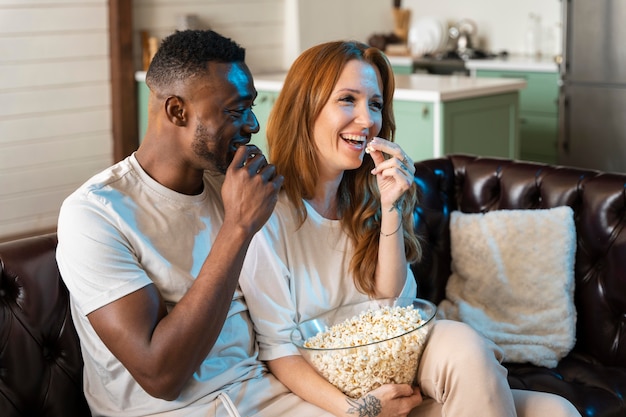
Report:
0,0,571,241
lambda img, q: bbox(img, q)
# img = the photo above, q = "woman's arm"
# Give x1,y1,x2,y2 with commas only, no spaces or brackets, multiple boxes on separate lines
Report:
367,137,416,298
268,356,422,417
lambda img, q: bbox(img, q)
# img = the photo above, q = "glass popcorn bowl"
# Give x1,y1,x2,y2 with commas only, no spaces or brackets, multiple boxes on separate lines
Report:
290,297,437,399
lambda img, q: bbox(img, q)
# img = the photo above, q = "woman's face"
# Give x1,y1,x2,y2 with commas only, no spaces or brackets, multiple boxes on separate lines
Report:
312,59,384,178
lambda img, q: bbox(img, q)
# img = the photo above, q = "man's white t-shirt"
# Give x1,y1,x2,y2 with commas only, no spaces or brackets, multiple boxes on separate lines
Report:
56,154,268,416
239,193,418,362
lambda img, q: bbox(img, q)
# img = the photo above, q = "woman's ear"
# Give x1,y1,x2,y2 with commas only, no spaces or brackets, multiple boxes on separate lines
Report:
165,95,186,126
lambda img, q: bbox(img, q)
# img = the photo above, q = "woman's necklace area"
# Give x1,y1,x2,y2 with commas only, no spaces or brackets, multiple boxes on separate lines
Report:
306,198,340,220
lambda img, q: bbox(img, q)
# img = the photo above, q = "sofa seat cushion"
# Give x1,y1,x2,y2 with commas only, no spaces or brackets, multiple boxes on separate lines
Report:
506,353,626,417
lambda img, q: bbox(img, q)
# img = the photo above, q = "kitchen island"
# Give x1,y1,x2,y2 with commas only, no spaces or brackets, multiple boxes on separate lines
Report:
136,71,526,162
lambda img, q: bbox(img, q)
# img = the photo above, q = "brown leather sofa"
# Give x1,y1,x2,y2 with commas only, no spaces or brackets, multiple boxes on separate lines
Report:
1,154,625,417
0,233,91,417
410,155,626,417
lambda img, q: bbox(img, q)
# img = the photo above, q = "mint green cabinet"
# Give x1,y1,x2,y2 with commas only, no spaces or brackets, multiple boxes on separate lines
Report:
393,101,434,161
394,92,520,161
476,70,558,164
442,93,519,158
137,80,149,143
252,90,278,157
391,63,413,75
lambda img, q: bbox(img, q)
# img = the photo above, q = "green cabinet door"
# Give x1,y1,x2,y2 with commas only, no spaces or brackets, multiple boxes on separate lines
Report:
391,64,414,75
519,113,558,164
476,69,558,163
137,80,149,143
442,92,519,159
393,100,434,162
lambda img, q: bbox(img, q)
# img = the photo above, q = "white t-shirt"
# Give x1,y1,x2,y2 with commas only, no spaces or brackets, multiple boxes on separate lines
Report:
239,193,418,362
56,154,268,417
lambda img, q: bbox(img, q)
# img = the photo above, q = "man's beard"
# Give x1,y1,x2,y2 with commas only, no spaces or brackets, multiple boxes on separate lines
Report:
192,122,232,174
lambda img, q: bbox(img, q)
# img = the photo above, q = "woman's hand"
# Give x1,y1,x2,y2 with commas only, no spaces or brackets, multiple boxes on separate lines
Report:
346,384,423,417
366,137,415,212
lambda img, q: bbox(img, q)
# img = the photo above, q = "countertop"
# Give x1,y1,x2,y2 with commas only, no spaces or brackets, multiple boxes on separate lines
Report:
387,53,559,73
253,72,526,102
466,55,559,73
136,71,526,103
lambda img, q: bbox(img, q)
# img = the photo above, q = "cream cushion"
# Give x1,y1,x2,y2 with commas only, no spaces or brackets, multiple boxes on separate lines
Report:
438,206,577,368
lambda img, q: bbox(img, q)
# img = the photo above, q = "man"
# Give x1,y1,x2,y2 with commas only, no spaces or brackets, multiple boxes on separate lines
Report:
56,29,325,416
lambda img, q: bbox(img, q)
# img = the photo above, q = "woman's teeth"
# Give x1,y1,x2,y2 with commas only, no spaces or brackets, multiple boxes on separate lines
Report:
341,134,366,146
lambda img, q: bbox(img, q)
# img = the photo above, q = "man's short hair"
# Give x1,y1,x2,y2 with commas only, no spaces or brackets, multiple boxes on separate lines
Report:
146,29,246,90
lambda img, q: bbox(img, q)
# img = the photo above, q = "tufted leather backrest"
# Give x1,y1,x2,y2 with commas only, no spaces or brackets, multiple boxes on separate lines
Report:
410,154,626,368
0,233,91,417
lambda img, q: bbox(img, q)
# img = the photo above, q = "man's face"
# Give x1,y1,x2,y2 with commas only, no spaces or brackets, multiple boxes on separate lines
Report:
188,62,259,173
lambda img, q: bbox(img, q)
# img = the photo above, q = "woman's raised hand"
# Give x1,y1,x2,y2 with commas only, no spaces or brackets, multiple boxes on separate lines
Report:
366,137,415,211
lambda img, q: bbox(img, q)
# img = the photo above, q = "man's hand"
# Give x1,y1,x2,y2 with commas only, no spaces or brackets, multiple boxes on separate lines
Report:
222,144,284,234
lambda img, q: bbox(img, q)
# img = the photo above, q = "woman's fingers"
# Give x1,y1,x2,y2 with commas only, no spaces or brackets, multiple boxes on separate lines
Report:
367,137,415,175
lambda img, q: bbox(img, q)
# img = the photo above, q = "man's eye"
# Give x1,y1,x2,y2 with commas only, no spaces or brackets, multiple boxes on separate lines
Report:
226,108,247,118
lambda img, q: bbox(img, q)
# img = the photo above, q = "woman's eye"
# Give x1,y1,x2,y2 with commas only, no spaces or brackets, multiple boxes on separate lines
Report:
339,95,356,104
370,101,383,111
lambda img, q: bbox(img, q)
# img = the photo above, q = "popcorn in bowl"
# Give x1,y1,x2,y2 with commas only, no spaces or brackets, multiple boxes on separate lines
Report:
290,297,437,398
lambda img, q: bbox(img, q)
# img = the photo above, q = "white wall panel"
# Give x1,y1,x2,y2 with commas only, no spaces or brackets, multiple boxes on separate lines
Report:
0,33,108,62
0,58,109,89
0,109,110,144
0,6,107,34
0,0,112,240
0,132,111,170
1,155,110,196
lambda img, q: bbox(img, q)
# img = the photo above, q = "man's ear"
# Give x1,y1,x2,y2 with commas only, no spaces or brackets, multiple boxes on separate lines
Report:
165,96,186,126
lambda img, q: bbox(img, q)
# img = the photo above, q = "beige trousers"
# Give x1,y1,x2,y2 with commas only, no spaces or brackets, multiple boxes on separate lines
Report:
408,320,581,417
214,320,581,417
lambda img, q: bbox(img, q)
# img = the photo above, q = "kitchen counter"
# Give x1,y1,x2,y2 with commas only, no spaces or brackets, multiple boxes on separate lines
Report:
252,72,526,102
136,70,526,103
466,55,559,73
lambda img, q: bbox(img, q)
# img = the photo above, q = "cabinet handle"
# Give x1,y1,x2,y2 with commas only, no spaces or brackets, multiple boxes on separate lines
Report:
422,106,429,117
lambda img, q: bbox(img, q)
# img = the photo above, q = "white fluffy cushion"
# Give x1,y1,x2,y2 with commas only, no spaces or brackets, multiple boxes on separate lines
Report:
438,206,577,368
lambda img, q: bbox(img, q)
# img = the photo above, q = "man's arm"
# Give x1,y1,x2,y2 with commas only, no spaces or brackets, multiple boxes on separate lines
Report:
87,148,282,400
87,221,256,400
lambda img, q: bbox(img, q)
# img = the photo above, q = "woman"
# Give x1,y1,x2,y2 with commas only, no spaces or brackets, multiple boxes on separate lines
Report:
240,41,581,417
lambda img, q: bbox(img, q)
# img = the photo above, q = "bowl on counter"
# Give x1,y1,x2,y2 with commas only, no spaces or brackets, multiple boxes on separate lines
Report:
290,297,437,398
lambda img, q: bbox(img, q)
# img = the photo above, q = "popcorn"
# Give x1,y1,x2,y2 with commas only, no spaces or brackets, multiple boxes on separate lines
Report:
302,305,431,398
